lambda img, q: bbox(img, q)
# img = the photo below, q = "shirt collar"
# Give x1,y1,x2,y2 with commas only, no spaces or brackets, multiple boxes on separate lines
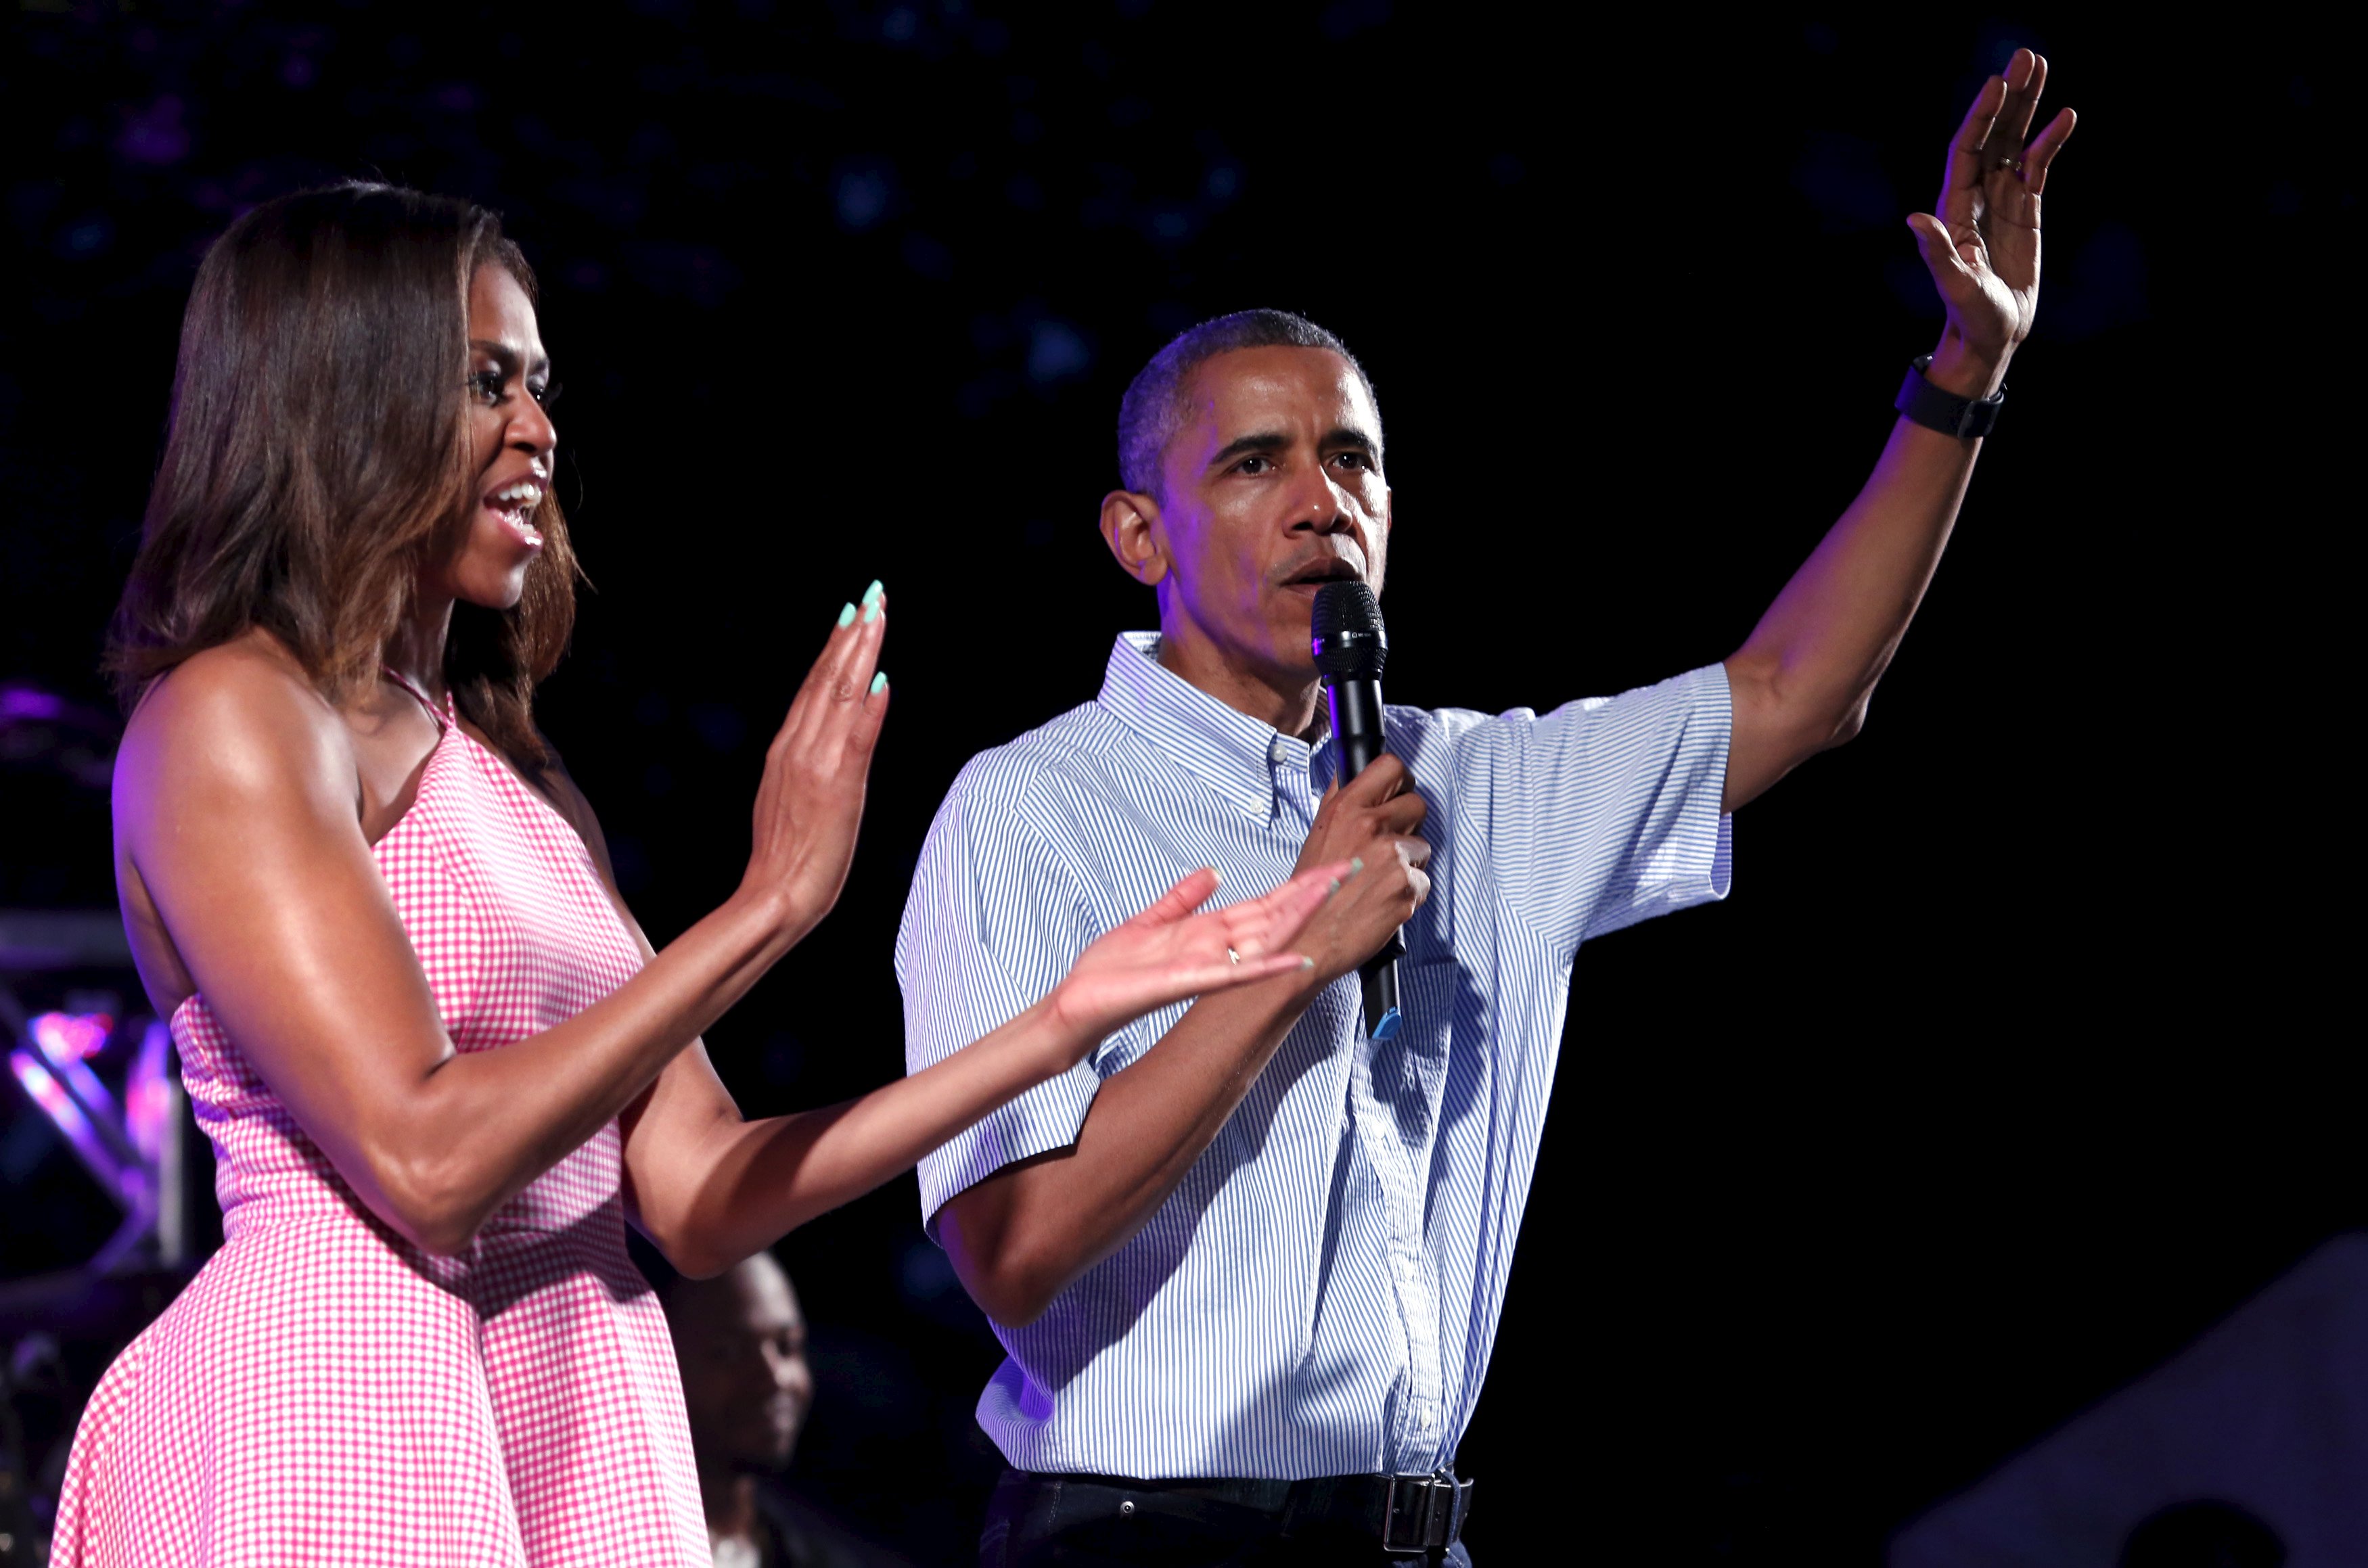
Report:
1096,632,1329,821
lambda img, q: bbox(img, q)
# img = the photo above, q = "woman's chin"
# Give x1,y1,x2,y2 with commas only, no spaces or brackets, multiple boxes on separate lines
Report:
457,569,529,613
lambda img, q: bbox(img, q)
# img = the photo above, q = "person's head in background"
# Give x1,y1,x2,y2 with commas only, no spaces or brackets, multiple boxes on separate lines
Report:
666,1251,814,1479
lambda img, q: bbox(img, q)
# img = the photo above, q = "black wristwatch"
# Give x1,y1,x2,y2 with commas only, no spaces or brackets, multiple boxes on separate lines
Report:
1895,354,2005,439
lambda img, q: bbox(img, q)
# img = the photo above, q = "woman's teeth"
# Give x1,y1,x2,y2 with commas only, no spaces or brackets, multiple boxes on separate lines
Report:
486,483,545,547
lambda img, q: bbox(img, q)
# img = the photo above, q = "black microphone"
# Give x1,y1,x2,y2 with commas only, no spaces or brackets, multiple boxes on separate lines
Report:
1311,580,1405,1042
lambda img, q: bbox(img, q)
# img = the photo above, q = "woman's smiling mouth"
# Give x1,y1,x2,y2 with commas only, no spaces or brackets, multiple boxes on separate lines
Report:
484,480,545,549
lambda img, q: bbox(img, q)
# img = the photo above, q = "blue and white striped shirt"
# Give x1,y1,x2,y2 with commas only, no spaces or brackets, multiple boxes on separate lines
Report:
898,633,1732,1480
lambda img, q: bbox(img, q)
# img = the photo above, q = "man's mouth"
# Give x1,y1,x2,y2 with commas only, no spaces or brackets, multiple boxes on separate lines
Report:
1281,558,1364,592
483,481,545,549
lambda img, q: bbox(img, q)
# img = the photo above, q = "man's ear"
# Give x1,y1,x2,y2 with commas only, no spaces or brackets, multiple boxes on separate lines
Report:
1098,489,1169,587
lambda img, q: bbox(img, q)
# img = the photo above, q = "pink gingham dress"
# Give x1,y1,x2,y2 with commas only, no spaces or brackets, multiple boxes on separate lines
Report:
52,681,707,1566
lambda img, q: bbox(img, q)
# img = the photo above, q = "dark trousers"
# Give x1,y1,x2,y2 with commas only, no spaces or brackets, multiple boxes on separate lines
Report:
978,1469,1475,1568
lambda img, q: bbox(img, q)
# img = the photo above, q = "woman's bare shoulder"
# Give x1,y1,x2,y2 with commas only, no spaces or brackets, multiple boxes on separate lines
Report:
118,632,353,808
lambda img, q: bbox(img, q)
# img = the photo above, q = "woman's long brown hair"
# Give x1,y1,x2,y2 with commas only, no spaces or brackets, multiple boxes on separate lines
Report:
104,182,579,770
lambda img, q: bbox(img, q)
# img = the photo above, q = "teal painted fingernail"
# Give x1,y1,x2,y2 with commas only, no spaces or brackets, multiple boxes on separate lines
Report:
836,603,857,628
1300,956,1315,969
869,671,888,695
861,598,881,624
861,579,885,605
1348,856,1365,875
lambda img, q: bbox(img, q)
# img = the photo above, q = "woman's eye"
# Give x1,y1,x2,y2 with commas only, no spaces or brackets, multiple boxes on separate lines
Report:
530,379,562,410
468,370,505,404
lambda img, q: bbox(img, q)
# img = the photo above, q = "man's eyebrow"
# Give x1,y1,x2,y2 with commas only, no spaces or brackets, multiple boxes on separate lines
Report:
1206,431,1290,471
1324,426,1380,455
470,340,551,377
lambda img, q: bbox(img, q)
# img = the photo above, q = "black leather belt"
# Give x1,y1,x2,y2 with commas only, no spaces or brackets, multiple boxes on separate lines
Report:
1033,1467,1474,1557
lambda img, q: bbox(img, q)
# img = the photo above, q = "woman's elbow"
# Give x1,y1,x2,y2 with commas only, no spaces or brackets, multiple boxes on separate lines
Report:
369,1154,490,1258
645,1226,739,1281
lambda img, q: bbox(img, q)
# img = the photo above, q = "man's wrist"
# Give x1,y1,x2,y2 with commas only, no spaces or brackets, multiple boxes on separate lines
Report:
1923,331,2009,400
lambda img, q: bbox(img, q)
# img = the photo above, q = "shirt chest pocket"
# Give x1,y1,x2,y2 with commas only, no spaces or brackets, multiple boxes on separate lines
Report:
1393,956,1465,1059
1364,957,1464,1131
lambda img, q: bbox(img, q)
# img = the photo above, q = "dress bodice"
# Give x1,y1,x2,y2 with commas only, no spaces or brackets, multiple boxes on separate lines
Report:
173,699,645,1243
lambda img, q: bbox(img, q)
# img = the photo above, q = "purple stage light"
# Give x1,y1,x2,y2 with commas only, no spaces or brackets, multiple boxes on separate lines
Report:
33,1009,112,1061
127,1019,175,1163
32,1011,122,1126
10,1046,129,1193
0,685,68,721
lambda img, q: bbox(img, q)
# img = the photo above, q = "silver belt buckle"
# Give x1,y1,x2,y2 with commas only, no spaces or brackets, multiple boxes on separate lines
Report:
1381,1469,1468,1555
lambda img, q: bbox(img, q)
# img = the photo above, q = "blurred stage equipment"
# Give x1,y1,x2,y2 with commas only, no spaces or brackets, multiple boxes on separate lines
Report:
1,682,183,1276
0,683,116,793
1,936,183,1278
1890,1233,2367,1565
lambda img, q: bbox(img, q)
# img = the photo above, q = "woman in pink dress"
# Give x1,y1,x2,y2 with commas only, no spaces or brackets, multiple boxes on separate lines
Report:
51,183,1344,1567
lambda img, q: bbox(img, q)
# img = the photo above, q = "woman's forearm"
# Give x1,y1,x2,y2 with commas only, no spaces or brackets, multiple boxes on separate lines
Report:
658,999,1080,1276
385,885,805,1251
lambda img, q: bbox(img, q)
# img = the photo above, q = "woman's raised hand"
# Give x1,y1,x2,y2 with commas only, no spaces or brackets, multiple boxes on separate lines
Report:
1043,860,1357,1059
740,584,890,936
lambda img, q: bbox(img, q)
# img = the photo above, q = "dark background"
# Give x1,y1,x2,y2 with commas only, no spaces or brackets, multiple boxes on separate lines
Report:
0,4,2353,1562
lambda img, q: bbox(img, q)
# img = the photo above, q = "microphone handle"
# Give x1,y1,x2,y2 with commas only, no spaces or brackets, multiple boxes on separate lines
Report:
1327,676,1406,1040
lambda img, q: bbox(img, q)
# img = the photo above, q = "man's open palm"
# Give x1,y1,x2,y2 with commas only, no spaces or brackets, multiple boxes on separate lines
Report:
1910,47,2077,365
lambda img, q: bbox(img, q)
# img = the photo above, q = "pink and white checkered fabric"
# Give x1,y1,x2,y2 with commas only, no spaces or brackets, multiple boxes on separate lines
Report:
52,697,708,1566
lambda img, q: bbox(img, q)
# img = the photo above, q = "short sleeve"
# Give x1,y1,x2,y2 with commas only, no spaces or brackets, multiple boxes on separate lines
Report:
1453,662,1733,957
896,770,1103,1238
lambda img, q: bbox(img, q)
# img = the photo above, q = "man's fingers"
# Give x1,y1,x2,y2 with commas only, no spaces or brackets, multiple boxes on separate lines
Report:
1995,49,2046,149
2023,106,2076,195
1942,72,2007,225
1375,791,1429,836
1398,835,1433,871
1907,212,1976,293
1338,753,1409,805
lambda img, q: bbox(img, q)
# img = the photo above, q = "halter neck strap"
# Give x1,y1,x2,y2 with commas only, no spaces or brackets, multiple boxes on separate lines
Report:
381,666,449,733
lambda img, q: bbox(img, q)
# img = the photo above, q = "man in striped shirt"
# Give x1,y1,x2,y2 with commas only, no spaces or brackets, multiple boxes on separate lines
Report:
901,55,2073,1564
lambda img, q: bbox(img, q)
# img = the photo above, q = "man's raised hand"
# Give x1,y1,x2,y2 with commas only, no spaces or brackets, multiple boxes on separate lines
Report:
1043,861,1356,1058
1910,47,2077,392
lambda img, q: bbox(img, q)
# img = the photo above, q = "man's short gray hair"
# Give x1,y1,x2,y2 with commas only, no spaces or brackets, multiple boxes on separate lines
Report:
1115,309,1380,497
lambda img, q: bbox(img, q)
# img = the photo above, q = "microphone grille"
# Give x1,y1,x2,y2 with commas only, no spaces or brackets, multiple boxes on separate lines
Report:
1311,580,1388,679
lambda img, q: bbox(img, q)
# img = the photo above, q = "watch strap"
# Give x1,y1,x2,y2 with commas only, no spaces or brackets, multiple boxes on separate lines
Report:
1896,354,2005,439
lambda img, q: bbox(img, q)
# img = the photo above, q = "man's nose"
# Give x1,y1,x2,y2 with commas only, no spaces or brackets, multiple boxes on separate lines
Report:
1283,467,1352,535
